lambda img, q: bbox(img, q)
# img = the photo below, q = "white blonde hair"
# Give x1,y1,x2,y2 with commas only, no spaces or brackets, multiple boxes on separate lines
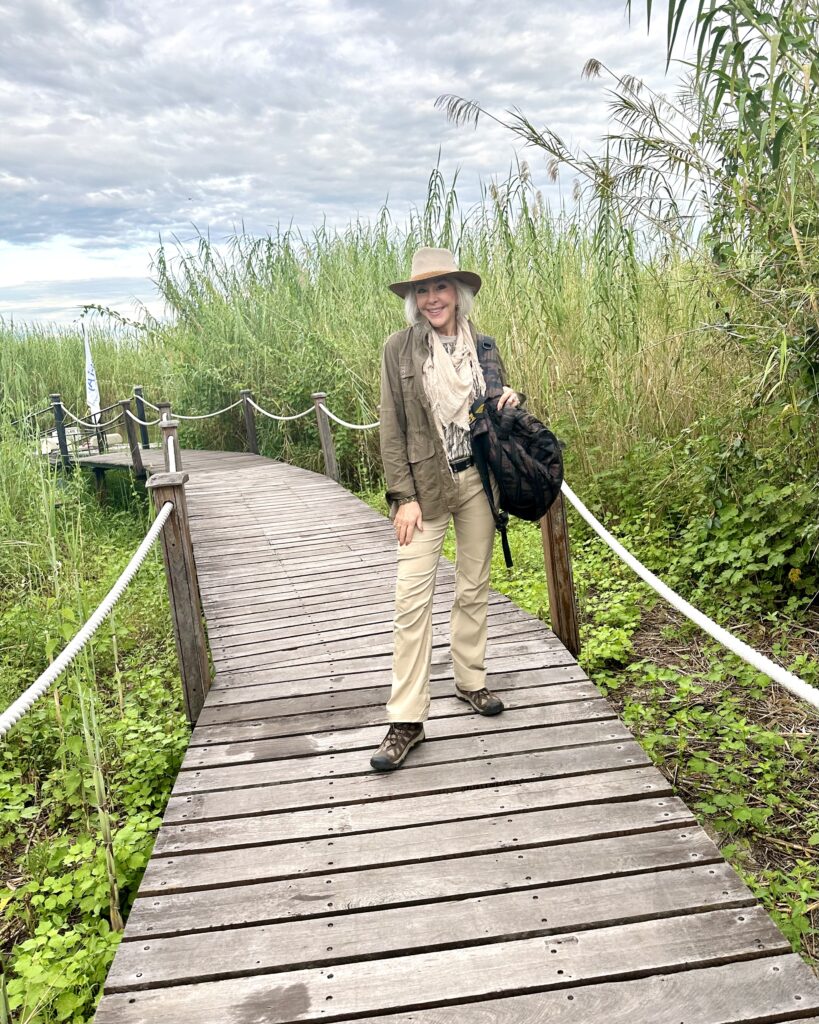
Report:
403,276,475,326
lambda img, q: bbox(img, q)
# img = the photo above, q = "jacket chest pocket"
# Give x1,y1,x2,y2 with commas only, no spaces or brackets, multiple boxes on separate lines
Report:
400,362,434,460
400,361,422,410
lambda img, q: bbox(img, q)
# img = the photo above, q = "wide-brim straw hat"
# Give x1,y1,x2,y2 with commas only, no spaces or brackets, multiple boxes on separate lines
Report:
388,247,482,298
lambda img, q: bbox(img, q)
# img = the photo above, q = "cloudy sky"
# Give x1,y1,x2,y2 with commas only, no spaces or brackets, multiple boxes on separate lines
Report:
0,0,678,325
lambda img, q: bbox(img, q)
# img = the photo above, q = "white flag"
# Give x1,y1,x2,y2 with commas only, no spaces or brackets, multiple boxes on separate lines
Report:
84,329,101,423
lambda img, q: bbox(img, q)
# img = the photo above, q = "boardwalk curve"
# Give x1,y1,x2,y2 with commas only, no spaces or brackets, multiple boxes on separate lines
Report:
81,448,819,1023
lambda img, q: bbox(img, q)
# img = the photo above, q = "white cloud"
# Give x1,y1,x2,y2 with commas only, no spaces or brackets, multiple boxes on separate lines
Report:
0,0,678,323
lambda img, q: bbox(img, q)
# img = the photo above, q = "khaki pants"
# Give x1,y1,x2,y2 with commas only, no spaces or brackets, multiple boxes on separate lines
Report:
387,465,497,722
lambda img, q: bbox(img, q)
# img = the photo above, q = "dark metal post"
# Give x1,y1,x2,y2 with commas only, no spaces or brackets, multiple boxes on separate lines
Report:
161,418,182,473
95,417,108,455
133,386,150,449
93,467,107,503
311,392,339,481
119,399,145,479
50,393,71,470
239,389,259,455
540,492,581,657
145,472,210,725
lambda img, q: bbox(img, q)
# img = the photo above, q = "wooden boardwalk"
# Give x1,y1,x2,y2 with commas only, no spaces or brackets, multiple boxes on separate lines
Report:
84,448,819,1023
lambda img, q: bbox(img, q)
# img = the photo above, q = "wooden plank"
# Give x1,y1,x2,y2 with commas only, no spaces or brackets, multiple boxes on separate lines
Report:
232,635,560,680
163,741,649,825
130,823,706,939
206,654,576,702
216,626,552,674
207,649,576,696
207,592,512,631
192,682,599,748
180,698,612,769
199,580,464,621
174,719,630,794
199,556,398,594
194,667,591,731
154,765,671,856
197,527,409,547
208,608,534,659
199,582,395,615
199,571,400,606
205,594,512,642
201,663,587,718
105,863,754,992
293,957,819,1024
93,907,792,1023
208,605,531,651
145,795,697,895
191,504,387,523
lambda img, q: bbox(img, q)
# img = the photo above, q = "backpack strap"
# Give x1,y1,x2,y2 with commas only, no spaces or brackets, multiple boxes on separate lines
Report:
470,397,513,569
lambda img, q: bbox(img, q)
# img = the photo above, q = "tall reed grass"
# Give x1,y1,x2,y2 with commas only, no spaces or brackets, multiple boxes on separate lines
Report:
1,172,757,501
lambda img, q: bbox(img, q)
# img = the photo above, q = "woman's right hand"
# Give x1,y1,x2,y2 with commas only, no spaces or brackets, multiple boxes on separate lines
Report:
394,500,423,546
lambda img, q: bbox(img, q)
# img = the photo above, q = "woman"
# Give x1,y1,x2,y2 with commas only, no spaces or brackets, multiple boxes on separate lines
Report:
371,246,520,771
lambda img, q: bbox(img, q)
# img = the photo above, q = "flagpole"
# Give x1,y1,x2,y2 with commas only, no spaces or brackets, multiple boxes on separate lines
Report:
83,325,105,453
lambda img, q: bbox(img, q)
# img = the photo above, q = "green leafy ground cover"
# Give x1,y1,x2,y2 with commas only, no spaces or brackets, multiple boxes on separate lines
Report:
0,468,187,1022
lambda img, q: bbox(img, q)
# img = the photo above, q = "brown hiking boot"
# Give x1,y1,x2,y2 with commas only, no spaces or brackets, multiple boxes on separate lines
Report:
455,686,504,716
370,722,425,771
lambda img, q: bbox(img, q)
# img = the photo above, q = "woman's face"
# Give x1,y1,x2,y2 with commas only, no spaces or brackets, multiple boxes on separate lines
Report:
415,276,458,335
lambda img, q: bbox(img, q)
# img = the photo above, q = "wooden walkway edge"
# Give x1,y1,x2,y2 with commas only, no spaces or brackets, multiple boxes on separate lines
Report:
82,448,819,1023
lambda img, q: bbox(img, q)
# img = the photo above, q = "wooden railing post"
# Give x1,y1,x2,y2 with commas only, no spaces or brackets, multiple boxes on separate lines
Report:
157,401,172,423
133,386,151,450
146,472,210,725
311,392,339,481
50,393,71,470
239,390,259,455
161,418,182,472
119,399,145,479
540,492,581,657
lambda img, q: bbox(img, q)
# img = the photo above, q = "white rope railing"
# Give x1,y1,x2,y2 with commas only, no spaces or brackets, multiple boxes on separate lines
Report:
560,481,819,712
174,400,243,421
23,389,818,714
318,403,380,430
247,397,314,422
0,502,175,739
59,406,124,430
124,409,162,428
53,393,381,430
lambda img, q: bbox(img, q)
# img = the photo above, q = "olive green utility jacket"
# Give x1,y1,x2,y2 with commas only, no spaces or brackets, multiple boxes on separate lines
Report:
379,320,507,520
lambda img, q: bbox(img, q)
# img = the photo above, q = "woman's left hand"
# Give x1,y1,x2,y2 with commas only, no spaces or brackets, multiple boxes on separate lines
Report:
497,386,520,411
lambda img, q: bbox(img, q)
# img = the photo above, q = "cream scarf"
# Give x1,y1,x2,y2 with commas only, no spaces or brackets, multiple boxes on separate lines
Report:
421,316,486,451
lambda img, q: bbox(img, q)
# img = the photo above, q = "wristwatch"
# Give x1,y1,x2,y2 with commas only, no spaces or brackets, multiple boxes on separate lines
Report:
396,495,418,505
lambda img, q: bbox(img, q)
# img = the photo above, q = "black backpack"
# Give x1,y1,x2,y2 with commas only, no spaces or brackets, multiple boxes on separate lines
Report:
469,392,563,567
